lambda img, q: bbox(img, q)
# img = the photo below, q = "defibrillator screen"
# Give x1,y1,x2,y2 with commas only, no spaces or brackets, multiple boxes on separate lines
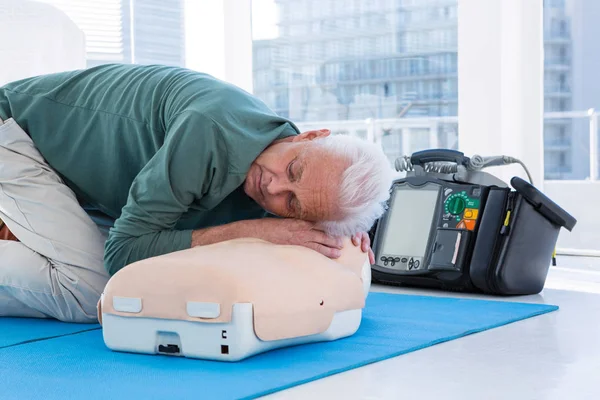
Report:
378,184,440,260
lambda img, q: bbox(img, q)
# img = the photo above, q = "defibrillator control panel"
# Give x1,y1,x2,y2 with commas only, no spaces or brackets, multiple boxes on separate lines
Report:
443,188,481,231
372,177,488,275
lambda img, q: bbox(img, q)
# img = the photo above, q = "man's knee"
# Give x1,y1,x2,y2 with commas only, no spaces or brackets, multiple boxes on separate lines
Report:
57,261,109,322
0,241,107,323
2,266,105,323
49,264,107,323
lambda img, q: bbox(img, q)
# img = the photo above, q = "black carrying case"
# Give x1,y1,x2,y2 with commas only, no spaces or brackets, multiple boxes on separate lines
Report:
468,177,576,295
370,175,577,296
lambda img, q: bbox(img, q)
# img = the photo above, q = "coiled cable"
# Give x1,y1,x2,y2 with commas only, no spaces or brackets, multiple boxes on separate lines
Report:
395,156,461,174
395,154,534,184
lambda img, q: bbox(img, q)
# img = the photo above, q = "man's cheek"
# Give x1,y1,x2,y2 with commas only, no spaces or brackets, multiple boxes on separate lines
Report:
260,197,274,213
266,200,285,217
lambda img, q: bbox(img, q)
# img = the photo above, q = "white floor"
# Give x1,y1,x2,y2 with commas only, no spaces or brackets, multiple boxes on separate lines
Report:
264,256,600,400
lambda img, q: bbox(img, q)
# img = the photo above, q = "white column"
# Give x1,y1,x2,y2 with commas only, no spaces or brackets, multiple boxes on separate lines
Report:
0,0,86,86
184,0,253,93
458,0,544,187
223,0,254,93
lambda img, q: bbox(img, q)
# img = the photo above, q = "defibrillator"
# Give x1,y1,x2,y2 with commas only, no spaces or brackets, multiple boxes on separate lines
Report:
370,149,577,295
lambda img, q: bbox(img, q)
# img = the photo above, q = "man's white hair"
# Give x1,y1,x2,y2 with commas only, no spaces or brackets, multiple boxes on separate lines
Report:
310,134,396,236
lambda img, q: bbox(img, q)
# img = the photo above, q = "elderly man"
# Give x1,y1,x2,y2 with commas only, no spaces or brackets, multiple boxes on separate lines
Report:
0,64,394,323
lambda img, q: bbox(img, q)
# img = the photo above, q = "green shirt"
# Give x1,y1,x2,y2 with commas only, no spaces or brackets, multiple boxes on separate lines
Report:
0,64,298,274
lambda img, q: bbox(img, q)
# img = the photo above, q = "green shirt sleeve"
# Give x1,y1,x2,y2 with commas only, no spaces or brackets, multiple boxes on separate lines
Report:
103,110,229,275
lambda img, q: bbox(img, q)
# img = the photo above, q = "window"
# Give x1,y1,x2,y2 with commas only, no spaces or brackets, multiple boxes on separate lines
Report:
322,0,333,17
543,0,599,182
559,152,567,167
252,0,460,161
37,0,186,67
290,24,308,36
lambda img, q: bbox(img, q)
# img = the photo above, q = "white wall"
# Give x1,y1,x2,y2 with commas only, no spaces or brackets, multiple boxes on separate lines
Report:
0,0,85,86
184,0,253,93
458,0,544,187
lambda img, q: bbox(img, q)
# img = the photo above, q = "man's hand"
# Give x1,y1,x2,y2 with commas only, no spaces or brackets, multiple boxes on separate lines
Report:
191,218,344,259
244,218,344,259
191,218,376,262
351,231,375,265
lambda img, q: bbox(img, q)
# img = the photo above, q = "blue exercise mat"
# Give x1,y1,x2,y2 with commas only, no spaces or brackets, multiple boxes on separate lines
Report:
0,317,99,349
0,292,557,400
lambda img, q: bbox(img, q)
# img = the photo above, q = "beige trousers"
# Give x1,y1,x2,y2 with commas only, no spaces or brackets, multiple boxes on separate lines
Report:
0,118,110,323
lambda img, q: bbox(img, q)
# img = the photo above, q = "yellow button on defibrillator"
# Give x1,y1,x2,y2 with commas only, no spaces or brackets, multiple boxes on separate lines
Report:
464,208,478,219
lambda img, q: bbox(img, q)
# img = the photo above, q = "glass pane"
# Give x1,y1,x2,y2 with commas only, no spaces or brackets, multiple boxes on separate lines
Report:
543,0,600,180
36,0,187,68
543,0,600,253
251,0,459,164
543,115,591,180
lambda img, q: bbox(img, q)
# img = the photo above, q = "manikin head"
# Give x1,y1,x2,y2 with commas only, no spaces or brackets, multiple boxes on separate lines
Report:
243,129,395,237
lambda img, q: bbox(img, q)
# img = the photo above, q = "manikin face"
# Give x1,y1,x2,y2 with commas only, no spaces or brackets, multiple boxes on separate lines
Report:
243,129,348,222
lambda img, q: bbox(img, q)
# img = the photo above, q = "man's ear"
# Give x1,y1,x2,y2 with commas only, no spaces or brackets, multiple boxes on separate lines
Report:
292,129,331,142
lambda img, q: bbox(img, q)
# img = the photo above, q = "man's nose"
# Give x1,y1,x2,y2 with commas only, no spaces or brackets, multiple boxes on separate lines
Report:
266,176,289,195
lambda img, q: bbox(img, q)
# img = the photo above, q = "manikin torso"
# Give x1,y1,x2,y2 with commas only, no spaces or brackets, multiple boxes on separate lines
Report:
99,237,370,342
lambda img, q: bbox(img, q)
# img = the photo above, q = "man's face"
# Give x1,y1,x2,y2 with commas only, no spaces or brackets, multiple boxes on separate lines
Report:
244,129,347,222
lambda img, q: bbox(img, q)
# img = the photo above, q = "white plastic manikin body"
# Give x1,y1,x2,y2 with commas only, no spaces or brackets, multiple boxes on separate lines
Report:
98,238,371,362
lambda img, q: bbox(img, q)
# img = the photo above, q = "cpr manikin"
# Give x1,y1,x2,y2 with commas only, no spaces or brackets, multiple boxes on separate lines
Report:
98,237,371,361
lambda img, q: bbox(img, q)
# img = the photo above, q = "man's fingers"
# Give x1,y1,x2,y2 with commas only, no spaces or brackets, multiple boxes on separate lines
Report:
352,232,370,252
361,233,370,253
369,249,375,265
312,231,343,249
309,243,341,259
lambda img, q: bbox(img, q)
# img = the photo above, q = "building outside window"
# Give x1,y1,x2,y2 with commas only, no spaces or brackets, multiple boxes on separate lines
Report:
252,0,599,180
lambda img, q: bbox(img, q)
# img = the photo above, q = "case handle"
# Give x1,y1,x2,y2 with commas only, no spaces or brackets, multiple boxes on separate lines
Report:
410,149,467,166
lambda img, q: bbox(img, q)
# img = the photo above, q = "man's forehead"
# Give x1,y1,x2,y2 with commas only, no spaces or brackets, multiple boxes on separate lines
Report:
297,153,346,222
